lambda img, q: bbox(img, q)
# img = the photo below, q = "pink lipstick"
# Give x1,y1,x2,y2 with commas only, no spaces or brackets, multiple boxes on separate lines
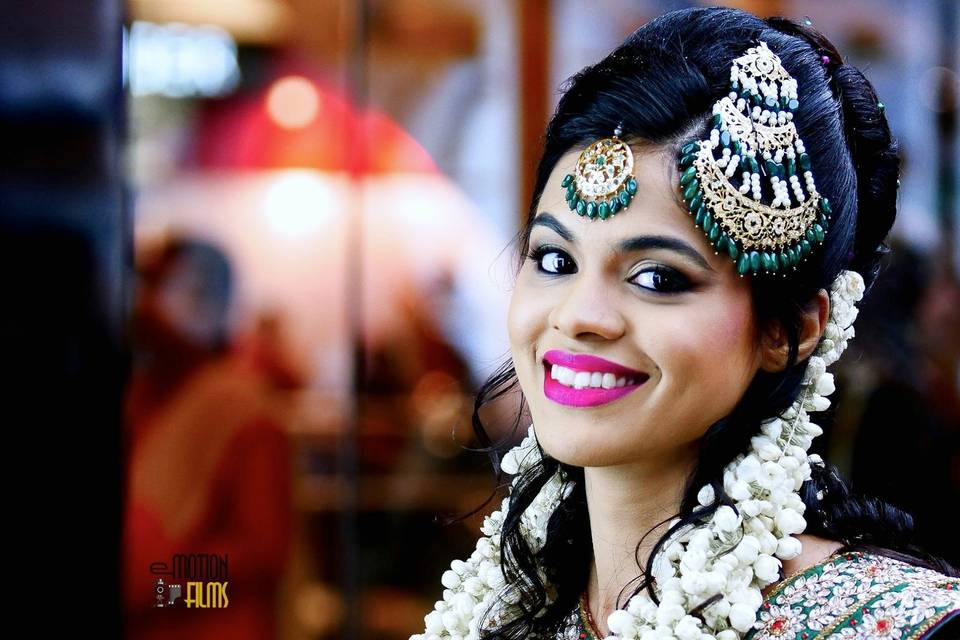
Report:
542,349,649,408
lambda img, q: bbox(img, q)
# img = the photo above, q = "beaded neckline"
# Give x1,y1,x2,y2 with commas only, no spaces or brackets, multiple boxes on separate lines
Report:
761,548,863,602
577,591,602,639
569,551,862,639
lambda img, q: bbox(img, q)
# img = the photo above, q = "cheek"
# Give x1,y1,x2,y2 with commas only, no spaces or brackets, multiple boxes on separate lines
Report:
507,277,542,352
660,293,758,407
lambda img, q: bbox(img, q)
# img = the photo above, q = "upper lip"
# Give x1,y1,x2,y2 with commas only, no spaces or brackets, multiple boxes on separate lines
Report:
543,349,648,379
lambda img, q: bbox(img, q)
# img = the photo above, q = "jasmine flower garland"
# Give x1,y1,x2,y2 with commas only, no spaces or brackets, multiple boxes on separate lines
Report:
411,269,866,640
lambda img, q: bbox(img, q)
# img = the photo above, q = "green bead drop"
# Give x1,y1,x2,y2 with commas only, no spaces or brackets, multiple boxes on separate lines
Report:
619,190,631,207
814,223,825,242
689,192,703,212
680,166,697,187
694,206,707,227
736,253,750,275
749,251,761,272
610,198,621,214
598,202,610,220
725,236,739,260
561,174,573,188
682,180,700,202
576,199,586,216
586,201,596,219
626,177,638,195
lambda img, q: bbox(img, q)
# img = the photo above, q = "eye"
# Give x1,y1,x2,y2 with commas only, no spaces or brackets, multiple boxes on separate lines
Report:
526,245,576,275
631,265,693,294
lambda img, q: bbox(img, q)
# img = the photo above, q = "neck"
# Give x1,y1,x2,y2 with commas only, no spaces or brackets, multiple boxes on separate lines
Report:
583,444,697,637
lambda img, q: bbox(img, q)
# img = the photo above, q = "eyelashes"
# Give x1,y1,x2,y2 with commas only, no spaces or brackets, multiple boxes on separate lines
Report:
525,244,694,295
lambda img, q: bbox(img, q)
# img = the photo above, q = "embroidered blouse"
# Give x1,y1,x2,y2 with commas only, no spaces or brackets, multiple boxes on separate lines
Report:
560,550,960,639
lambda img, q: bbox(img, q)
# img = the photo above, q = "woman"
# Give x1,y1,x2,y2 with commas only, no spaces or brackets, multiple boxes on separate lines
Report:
412,7,959,640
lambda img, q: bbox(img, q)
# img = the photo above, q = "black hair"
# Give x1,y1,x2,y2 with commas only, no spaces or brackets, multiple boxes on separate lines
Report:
446,7,958,639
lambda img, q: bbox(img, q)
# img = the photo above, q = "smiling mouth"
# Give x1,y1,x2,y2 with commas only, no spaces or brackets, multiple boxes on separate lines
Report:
541,361,649,408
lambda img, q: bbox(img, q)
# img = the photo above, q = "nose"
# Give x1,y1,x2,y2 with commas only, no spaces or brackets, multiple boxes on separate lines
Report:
548,270,627,341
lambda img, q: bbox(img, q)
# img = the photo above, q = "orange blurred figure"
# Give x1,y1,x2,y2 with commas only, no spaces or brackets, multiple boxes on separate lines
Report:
122,236,293,640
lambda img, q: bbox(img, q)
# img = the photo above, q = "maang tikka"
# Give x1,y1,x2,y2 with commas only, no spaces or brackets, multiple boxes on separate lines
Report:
678,40,831,276
561,123,638,221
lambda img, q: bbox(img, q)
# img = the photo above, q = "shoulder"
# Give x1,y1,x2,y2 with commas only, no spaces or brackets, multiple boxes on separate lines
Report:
749,549,960,639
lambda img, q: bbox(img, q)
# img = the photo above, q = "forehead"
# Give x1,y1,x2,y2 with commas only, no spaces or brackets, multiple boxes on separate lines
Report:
534,144,707,250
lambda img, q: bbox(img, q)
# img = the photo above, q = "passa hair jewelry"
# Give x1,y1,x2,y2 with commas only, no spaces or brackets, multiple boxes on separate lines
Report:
677,40,831,277
561,123,638,220
411,40,868,640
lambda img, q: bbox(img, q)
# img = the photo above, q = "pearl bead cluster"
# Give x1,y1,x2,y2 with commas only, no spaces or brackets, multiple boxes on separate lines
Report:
678,40,831,278
716,45,814,210
410,266,867,640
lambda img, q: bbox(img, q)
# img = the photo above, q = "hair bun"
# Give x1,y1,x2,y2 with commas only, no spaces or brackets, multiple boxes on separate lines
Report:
831,62,901,289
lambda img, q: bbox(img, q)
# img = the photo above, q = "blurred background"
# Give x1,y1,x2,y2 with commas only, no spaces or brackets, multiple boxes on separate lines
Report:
1,1,956,638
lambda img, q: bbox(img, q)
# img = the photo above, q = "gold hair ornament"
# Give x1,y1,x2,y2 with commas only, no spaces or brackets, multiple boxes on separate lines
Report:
560,124,638,220
677,40,832,276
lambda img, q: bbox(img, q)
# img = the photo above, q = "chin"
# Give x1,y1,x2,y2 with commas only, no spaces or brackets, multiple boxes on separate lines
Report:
530,414,633,468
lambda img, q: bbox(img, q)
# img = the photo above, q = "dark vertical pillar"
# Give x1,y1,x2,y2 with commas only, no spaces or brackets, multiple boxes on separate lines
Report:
935,0,957,275
343,1,367,638
517,0,551,226
0,1,127,634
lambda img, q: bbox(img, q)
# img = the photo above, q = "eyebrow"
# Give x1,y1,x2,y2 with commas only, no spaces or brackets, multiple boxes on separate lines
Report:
530,212,715,272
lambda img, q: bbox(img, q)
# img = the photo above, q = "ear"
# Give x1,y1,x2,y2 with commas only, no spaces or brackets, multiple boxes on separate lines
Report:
759,288,830,372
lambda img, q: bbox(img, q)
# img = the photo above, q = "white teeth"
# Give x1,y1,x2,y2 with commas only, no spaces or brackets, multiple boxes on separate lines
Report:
549,364,639,389
573,371,591,388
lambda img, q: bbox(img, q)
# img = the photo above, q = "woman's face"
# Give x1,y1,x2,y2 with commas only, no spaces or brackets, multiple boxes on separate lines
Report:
508,144,763,469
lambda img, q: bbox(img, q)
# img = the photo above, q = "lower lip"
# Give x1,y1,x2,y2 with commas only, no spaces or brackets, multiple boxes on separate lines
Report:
542,362,648,407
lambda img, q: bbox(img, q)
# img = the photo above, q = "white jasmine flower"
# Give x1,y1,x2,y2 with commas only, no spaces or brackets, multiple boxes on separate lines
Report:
697,484,716,506
753,554,782,582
